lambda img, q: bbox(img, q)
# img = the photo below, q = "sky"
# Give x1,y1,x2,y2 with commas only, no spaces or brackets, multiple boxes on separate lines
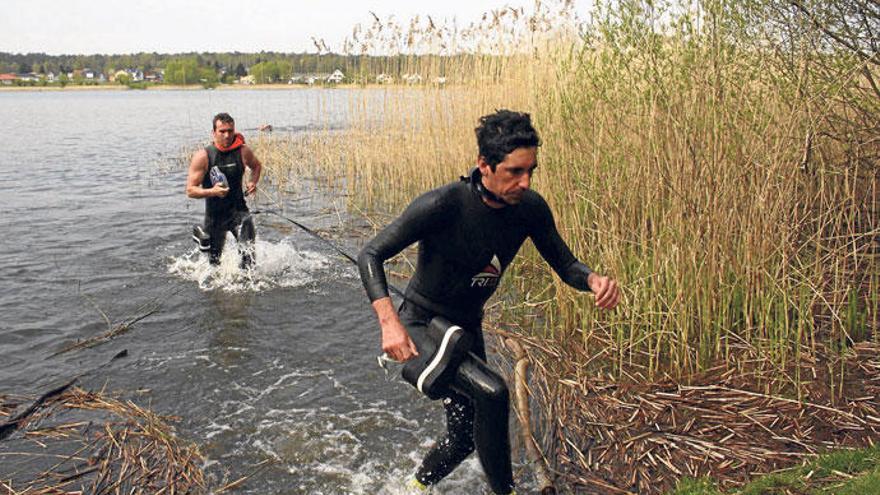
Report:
1,0,591,55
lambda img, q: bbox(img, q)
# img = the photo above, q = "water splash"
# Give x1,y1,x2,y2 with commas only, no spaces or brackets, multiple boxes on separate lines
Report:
168,238,331,292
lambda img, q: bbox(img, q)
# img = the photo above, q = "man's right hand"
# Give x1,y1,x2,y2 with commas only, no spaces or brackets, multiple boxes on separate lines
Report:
381,319,419,362
372,297,419,362
211,184,229,197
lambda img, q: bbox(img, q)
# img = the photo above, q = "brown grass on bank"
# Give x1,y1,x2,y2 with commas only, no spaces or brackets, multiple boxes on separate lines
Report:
0,387,207,494
490,325,880,494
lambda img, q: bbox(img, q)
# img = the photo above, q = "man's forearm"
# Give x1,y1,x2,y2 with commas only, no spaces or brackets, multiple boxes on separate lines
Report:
371,297,400,325
248,162,262,184
187,184,218,199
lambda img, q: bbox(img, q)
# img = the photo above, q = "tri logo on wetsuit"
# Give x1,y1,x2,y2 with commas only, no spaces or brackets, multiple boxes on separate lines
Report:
471,254,502,288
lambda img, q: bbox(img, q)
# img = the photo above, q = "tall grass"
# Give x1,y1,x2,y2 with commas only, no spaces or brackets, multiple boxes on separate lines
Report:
264,0,878,383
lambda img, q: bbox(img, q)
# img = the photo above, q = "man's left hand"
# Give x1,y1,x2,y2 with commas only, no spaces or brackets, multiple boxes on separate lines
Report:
245,181,257,196
588,273,620,310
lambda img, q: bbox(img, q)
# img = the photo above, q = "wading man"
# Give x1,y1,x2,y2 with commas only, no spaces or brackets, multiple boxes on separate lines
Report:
186,113,262,267
357,110,621,494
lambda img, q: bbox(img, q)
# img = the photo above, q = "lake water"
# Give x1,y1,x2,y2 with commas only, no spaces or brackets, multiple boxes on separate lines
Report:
0,88,514,494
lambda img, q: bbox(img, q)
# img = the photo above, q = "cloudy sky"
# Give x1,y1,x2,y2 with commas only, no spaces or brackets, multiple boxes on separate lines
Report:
2,0,591,55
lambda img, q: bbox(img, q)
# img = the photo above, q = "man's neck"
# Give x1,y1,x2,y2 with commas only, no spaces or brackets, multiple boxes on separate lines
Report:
479,177,507,209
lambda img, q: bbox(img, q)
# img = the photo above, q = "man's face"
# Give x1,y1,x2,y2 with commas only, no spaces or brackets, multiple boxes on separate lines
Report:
213,120,235,148
478,147,538,205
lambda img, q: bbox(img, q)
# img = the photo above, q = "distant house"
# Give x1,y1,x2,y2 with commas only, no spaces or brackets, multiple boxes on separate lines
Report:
402,73,422,84
238,75,255,85
113,69,143,82
144,70,162,82
433,76,447,86
46,72,56,82
376,73,394,84
0,73,16,85
16,73,39,82
83,69,95,79
325,69,344,84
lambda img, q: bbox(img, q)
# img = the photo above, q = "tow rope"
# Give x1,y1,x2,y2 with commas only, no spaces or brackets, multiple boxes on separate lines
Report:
251,208,405,298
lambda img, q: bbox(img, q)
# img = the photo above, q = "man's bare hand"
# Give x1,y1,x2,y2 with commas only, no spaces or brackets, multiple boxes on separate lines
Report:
588,273,620,310
372,297,419,362
212,184,229,197
381,320,419,362
245,181,257,196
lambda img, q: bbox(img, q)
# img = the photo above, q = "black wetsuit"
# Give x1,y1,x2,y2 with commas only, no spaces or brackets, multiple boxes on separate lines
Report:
202,144,255,266
357,169,592,494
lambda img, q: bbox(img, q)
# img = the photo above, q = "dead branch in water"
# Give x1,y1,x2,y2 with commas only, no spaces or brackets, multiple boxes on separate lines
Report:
49,287,182,358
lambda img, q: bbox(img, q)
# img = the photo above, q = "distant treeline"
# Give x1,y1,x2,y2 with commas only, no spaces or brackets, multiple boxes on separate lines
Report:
0,51,458,83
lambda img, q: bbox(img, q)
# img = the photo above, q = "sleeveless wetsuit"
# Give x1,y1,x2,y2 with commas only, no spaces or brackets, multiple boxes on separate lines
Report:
202,144,255,266
357,169,593,494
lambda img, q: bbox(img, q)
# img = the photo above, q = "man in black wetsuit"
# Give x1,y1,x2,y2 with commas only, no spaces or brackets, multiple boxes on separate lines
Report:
357,110,620,494
186,113,262,267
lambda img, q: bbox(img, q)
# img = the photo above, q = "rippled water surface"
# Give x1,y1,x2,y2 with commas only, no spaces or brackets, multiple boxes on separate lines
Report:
0,89,502,494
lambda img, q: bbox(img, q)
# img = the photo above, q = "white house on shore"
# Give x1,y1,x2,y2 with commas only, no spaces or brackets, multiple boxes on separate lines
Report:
325,69,345,84
402,73,422,84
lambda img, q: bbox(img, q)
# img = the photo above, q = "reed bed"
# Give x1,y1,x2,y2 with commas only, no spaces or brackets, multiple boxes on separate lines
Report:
0,387,206,494
267,0,878,378
257,0,878,489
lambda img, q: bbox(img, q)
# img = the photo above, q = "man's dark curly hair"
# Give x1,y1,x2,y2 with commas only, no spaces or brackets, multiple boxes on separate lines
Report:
212,112,235,130
475,109,541,170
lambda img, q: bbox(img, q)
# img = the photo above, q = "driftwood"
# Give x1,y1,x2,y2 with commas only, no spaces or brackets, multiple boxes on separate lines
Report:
2,349,128,443
506,338,557,495
0,378,77,441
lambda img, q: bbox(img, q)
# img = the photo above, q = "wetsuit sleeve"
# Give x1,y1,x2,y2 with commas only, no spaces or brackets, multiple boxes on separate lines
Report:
357,188,450,302
528,194,593,292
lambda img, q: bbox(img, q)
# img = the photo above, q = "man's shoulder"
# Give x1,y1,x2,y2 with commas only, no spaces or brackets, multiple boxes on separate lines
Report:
239,144,255,158
417,179,469,204
190,148,209,166
520,188,551,211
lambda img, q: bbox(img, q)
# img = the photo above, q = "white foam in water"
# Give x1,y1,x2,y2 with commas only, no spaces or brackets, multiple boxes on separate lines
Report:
168,237,330,292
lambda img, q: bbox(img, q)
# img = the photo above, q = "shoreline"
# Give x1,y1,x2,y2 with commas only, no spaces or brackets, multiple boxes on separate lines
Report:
0,82,440,93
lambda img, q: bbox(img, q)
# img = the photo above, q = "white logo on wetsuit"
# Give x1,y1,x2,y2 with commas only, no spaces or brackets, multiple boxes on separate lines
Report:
471,254,502,288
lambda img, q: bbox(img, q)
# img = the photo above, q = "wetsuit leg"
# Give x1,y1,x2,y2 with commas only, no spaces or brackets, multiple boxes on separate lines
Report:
231,211,256,269
450,352,514,494
204,215,228,266
401,302,514,494
416,389,476,484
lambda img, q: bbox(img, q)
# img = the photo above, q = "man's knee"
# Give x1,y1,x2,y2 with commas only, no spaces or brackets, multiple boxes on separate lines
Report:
473,371,509,405
192,225,211,252
484,379,509,405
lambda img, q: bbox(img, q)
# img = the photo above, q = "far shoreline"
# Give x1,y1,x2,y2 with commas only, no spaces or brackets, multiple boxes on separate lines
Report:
0,82,443,92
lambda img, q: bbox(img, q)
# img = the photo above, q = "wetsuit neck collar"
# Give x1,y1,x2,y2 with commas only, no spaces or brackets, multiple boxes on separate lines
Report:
463,167,510,208
214,132,245,152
